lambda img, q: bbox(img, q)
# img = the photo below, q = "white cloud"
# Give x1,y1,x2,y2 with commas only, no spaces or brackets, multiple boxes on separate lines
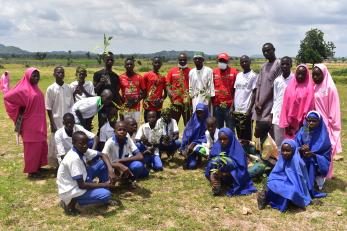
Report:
0,0,346,56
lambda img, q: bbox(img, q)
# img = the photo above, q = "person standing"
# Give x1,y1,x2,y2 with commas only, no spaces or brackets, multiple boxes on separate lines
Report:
212,52,238,129
189,52,215,112
4,68,48,178
166,53,191,125
253,43,282,141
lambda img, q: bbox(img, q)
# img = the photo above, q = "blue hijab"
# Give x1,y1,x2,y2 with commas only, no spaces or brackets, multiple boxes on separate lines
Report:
267,139,311,208
180,103,209,150
209,128,257,196
295,111,331,197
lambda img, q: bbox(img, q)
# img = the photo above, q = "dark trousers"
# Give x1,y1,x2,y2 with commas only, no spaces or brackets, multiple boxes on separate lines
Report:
170,104,191,126
213,106,235,130
234,112,253,141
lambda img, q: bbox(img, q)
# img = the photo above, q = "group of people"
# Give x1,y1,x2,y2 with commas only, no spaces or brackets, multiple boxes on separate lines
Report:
1,42,342,214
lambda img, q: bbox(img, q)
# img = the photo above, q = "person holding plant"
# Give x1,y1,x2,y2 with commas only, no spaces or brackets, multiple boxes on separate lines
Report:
70,66,95,102
205,127,257,196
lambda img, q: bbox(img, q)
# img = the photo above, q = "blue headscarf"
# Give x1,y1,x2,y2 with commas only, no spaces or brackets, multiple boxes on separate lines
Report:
208,128,257,196
295,110,331,198
180,103,209,150
267,139,311,209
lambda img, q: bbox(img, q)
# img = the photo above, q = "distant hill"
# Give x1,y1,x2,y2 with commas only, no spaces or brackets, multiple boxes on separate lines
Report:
0,44,30,55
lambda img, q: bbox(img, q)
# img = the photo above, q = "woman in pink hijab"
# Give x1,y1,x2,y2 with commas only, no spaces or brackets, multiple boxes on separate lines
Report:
4,68,48,178
312,64,341,179
0,71,10,93
279,64,315,138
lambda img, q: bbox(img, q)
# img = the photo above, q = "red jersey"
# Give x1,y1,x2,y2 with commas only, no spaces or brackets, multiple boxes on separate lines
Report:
143,71,166,111
119,73,145,111
212,67,238,107
166,67,191,105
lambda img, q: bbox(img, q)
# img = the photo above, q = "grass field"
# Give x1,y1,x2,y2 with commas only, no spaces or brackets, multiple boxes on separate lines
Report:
0,60,346,230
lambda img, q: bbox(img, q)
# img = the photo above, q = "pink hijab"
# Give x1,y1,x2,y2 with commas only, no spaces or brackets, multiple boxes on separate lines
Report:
0,71,10,93
4,68,47,142
279,64,315,138
313,63,341,179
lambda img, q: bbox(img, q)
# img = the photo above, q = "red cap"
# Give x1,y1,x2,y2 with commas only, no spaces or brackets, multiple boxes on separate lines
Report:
217,53,229,61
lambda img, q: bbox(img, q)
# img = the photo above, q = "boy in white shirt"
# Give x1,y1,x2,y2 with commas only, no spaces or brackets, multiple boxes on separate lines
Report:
99,107,118,151
57,131,117,215
70,67,95,102
233,55,258,141
135,111,163,171
55,113,99,163
71,89,113,131
271,56,293,149
102,121,149,180
46,66,74,167
156,108,180,160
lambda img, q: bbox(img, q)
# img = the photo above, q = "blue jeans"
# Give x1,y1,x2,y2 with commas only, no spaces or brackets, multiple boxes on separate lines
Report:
75,159,111,206
136,142,163,171
125,160,149,178
213,106,235,130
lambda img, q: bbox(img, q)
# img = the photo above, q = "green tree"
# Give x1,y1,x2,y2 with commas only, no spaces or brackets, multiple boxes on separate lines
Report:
296,28,335,64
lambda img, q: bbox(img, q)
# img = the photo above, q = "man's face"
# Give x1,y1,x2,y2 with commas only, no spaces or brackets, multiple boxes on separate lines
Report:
262,44,275,60
280,58,292,74
178,55,188,67
63,117,75,133
193,57,204,68
104,56,114,67
125,60,135,73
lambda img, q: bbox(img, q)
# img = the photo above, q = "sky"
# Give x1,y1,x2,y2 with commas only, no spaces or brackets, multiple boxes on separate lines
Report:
1,0,346,57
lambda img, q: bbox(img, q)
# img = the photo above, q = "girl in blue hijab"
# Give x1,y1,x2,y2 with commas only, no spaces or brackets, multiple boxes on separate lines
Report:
180,103,209,169
258,139,312,212
295,110,331,198
205,127,257,196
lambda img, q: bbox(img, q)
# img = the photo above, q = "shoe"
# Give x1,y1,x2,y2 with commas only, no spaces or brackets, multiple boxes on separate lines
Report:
59,200,80,215
210,172,221,196
257,189,267,210
28,172,44,179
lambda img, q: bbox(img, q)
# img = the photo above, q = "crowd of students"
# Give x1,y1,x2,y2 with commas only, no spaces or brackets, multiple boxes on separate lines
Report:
1,42,342,214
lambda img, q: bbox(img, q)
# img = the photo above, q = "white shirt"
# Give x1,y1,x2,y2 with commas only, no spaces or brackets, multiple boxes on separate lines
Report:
70,80,95,102
102,136,139,163
55,124,95,158
204,128,219,149
271,73,293,125
156,118,179,136
56,148,99,205
100,122,115,142
45,82,74,128
135,123,162,156
234,70,258,113
189,66,215,112
71,96,100,123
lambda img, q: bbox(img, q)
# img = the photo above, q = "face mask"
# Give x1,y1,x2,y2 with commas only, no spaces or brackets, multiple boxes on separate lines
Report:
218,62,228,70
178,63,188,69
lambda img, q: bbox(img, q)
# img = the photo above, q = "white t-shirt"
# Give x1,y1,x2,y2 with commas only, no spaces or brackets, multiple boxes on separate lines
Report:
189,66,215,112
135,123,162,156
71,96,100,123
55,124,95,158
56,148,99,205
156,118,179,136
234,70,258,113
99,121,115,142
70,80,95,102
205,128,219,149
102,136,139,163
46,82,74,128
271,73,293,125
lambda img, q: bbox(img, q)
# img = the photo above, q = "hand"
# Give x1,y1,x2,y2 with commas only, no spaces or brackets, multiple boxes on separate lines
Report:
187,143,195,154
108,171,118,185
255,104,262,114
100,76,108,84
50,123,57,133
117,164,134,178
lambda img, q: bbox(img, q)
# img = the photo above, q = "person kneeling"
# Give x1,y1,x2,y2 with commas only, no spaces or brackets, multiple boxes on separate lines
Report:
57,131,117,215
205,128,257,196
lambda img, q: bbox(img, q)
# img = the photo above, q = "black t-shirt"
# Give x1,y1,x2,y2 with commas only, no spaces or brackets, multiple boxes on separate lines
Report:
93,69,121,103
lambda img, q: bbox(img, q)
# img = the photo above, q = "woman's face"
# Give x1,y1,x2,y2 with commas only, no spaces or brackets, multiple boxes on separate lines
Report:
196,110,205,121
219,133,230,149
29,70,40,85
295,66,307,83
281,143,293,160
307,117,320,130
312,67,324,84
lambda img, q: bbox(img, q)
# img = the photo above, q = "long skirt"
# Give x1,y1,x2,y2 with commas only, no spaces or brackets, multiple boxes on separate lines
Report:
23,141,48,173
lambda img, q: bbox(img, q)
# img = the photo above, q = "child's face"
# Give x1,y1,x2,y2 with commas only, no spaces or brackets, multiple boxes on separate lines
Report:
295,66,307,83
196,110,205,121
74,135,88,154
307,117,319,130
207,122,216,136
77,70,87,82
281,143,293,160
63,117,75,133
219,133,230,149
54,67,65,83
240,56,250,71
115,124,127,140
162,113,171,123
147,112,157,126
312,67,324,84
127,121,138,134
280,58,292,75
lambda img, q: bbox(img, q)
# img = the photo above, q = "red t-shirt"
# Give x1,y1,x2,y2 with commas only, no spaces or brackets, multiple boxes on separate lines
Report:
119,73,145,111
212,67,238,107
142,71,166,111
166,67,191,105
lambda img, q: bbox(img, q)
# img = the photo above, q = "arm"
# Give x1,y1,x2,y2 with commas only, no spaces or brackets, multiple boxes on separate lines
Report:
76,178,115,190
99,153,117,184
246,89,256,116
92,135,99,150
117,152,144,164
47,110,57,133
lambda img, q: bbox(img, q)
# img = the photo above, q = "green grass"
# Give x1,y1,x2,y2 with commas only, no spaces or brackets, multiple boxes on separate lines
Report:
0,62,346,230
